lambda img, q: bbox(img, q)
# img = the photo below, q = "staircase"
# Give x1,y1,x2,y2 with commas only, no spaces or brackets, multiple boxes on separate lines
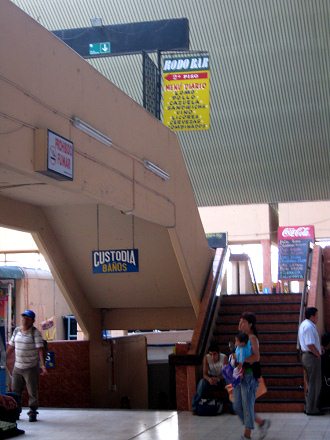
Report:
214,293,305,412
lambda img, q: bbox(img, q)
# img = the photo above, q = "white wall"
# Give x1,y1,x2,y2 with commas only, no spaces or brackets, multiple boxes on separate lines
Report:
279,201,330,239
199,204,273,243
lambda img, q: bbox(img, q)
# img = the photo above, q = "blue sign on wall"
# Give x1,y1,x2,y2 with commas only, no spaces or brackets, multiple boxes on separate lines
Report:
45,351,55,369
92,249,139,274
206,233,228,249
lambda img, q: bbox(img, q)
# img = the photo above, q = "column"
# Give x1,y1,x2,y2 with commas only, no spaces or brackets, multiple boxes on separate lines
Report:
261,239,272,293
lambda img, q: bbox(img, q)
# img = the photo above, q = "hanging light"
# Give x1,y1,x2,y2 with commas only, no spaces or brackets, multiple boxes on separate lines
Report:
143,160,170,181
72,117,112,147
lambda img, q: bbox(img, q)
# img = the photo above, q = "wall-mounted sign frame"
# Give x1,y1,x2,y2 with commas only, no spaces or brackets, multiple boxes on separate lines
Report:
206,233,228,249
52,19,189,58
163,55,210,131
45,351,55,369
34,128,74,181
278,225,315,280
92,249,139,274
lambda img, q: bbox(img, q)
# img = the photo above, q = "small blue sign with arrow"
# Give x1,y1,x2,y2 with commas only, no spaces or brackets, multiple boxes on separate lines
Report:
89,42,111,55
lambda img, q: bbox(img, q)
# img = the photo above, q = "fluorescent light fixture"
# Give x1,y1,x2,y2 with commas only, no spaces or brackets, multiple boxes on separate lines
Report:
90,17,103,27
72,117,112,147
143,160,170,181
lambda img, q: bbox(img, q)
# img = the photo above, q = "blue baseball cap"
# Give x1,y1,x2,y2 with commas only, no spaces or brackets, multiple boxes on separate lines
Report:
21,309,35,319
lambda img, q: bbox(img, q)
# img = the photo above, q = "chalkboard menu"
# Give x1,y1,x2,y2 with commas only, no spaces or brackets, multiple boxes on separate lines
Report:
277,225,314,280
278,239,310,280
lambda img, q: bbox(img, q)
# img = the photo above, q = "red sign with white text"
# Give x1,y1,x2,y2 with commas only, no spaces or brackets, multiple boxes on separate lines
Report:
278,225,315,241
47,129,73,180
164,72,208,81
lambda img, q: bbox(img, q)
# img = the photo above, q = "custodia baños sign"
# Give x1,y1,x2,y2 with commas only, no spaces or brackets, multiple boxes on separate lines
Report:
92,249,139,274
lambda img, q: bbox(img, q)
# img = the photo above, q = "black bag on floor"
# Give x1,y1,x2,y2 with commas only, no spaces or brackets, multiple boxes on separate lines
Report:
0,421,24,439
195,398,223,416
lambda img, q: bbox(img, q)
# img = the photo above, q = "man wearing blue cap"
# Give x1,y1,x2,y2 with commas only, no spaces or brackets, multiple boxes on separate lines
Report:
6,310,47,422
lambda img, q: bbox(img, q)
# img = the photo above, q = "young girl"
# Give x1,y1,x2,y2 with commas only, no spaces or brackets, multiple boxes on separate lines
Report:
224,332,251,385
232,331,251,379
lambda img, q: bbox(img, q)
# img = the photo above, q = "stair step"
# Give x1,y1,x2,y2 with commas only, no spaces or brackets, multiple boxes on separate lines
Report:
263,392,304,400
220,310,300,315
263,375,303,387
262,364,302,374
256,397,305,403
267,385,303,391
259,341,297,349
259,333,298,342
215,330,297,335
219,303,301,312
261,353,300,363
255,401,304,413
261,362,302,366
217,322,298,331
264,387,304,399
263,373,303,378
218,342,298,353
218,312,300,323
215,331,298,343
221,293,302,304
262,351,298,355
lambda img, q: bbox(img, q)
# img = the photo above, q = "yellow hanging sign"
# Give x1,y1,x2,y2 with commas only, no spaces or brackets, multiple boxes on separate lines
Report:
163,56,210,131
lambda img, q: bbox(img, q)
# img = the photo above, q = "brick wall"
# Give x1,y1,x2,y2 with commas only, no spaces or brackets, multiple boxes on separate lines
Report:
323,247,330,332
7,340,91,408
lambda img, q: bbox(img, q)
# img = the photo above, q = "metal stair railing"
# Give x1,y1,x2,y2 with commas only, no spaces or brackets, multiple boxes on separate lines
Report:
170,246,230,366
296,242,314,351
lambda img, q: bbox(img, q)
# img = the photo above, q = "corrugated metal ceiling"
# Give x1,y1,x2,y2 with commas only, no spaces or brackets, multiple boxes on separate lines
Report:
11,0,330,206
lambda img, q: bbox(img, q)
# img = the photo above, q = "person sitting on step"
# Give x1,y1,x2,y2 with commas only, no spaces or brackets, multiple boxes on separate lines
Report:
192,342,228,412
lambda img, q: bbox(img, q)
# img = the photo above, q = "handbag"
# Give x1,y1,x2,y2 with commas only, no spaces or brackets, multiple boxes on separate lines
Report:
256,376,267,399
225,384,234,403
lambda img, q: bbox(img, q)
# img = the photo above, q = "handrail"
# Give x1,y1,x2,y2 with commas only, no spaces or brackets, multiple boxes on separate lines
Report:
170,246,230,366
195,247,230,357
247,255,259,294
296,242,314,351
229,253,259,294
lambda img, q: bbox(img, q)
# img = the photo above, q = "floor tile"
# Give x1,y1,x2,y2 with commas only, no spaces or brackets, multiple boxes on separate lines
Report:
13,408,330,440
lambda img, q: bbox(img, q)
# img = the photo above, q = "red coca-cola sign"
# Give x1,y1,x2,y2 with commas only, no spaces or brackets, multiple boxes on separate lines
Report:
278,225,315,241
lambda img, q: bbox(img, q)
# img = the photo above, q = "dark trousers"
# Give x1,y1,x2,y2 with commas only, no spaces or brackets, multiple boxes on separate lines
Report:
192,378,226,410
301,352,322,413
12,366,39,411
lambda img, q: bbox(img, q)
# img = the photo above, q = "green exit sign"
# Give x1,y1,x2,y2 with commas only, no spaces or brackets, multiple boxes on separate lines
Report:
89,42,111,55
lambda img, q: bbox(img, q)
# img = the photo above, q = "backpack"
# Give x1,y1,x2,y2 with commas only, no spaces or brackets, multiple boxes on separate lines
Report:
32,327,48,364
195,398,223,416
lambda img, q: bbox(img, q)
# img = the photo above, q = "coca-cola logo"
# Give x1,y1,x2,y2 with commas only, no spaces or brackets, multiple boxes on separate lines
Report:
281,227,311,238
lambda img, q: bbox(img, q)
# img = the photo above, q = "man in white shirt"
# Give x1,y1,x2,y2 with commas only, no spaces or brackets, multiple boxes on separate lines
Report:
298,307,323,415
